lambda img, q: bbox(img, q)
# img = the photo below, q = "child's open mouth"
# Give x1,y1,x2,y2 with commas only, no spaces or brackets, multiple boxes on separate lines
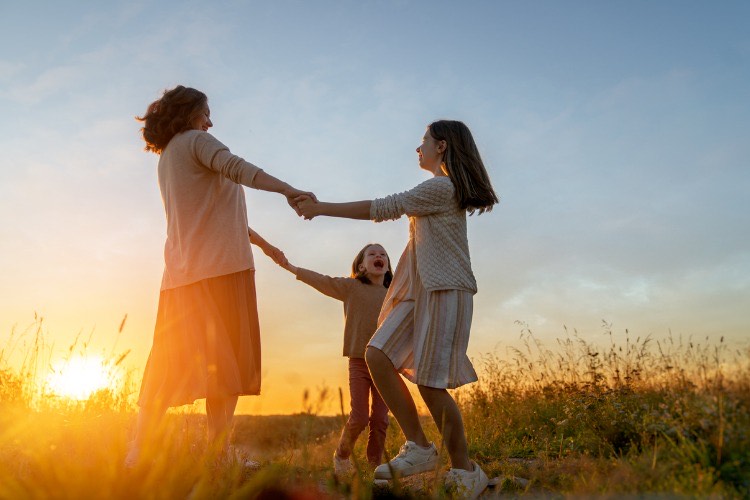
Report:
374,260,384,269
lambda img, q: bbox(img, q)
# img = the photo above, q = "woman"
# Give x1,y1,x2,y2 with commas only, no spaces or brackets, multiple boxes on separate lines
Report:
126,85,314,466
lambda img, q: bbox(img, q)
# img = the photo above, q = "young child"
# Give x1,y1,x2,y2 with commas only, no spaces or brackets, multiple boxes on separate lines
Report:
279,243,393,473
295,120,498,498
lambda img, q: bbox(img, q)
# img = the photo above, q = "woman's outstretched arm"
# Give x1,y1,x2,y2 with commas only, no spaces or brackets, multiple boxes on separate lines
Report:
252,171,316,216
295,195,371,220
248,227,288,266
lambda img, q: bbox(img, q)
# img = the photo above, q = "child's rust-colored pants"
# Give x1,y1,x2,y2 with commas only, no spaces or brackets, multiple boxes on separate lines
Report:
336,357,389,466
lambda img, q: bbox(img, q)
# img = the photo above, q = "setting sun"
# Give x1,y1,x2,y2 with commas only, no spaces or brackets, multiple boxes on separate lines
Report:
47,355,122,400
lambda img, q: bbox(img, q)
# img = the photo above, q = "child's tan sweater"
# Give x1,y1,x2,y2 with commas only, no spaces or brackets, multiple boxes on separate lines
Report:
296,268,387,358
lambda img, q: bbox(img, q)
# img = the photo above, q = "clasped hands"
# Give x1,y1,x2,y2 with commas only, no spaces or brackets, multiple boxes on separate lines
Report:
284,189,318,220
294,194,317,220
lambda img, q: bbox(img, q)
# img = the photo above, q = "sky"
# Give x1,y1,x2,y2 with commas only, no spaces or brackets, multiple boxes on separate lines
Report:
1,0,748,415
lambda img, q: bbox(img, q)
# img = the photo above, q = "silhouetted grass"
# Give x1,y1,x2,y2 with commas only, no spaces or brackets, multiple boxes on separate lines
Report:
1,316,748,498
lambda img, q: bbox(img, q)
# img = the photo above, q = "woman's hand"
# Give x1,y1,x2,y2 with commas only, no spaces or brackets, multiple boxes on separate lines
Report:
284,188,317,216
262,243,288,266
251,173,316,215
248,227,288,266
295,195,318,220
291,198,372,220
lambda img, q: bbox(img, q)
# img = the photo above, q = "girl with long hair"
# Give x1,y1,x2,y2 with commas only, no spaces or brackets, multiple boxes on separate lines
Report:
296,120,498,497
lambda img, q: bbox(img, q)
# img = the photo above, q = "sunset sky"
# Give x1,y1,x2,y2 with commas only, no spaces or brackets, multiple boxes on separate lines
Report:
1,1,748,415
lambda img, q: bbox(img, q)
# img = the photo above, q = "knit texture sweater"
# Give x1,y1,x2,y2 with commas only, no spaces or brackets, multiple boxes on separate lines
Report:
158,130,262,290
295,268,388,358
370,176,477,293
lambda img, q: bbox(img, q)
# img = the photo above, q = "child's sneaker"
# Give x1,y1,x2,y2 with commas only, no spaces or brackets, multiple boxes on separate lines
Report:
444,460,489,499
333,452,353,476
373,441,438,480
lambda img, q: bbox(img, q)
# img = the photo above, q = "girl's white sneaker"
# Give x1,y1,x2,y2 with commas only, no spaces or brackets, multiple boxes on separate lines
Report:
444,460,489,499
373,441,438,480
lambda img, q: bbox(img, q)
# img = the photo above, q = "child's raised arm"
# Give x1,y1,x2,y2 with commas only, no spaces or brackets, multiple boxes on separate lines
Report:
278,259,299,274
295,195,371,220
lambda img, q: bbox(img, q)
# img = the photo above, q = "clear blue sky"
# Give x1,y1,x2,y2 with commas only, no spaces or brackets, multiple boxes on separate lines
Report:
1,1,748,413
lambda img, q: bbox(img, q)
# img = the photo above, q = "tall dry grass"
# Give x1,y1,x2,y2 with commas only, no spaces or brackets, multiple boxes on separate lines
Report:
457,321,750,496
1,316,748,498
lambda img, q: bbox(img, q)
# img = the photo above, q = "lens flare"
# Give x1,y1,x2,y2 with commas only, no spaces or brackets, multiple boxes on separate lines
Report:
47,355,121,400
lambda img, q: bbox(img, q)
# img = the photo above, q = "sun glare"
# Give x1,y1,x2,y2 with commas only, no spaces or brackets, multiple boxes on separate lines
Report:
47,355,122,400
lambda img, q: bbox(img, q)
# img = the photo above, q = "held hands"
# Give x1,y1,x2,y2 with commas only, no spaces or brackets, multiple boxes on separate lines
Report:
261,242,288,267
294,195,318,220
279,260,298,274
285,188,317,217
256,236,297,273
281,185,319,220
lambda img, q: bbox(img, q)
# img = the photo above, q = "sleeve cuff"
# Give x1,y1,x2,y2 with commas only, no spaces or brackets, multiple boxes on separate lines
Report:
244,166,262,188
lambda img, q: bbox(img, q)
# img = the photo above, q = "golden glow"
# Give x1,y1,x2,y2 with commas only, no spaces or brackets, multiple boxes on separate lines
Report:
47,355,122,401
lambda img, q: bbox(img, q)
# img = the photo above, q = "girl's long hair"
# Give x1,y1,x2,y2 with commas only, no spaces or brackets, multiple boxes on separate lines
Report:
136,85,207,154
351,244,392,288
429,120,499,215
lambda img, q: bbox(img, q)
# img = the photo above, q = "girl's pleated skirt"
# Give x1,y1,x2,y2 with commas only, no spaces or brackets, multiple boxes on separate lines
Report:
368,249,478,389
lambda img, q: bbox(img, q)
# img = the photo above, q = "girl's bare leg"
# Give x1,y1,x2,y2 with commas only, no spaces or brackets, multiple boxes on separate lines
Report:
418,385,471,470
365,346,429,447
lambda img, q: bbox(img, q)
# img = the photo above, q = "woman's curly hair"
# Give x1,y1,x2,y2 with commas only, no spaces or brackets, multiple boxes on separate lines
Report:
136,86,207,154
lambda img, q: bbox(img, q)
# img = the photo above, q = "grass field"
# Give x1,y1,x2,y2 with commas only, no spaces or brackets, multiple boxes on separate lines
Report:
1,319,748,498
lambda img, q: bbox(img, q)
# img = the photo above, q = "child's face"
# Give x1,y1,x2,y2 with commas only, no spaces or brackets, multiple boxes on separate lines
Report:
416,128,446,174
358,244,389,278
